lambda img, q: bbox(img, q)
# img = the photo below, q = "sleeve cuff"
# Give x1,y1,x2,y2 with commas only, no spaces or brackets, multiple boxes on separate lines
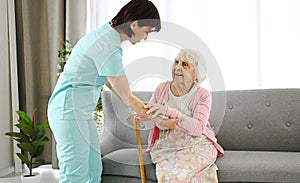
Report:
166,107,181,119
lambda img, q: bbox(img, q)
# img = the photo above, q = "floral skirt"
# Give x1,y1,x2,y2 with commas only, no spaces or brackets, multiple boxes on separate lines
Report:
150,134,218,183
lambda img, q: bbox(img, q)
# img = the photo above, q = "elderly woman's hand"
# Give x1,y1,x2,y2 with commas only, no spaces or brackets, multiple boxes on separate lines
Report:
127,113,145,129
157,118,179,130
144,103,168,118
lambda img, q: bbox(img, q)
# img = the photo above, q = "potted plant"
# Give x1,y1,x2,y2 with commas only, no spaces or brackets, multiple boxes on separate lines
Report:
57,40,72,75
5,109,50,183
94,86,105,136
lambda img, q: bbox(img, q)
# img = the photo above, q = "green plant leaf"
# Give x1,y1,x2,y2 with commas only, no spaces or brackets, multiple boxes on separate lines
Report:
5,132,29,141
16,111,32,125
18,119,31,127
95,86,105,111
35,123,50,131
34,129,45,141
58,50,63,57
32,137,49,147
14,138,30,143
32,159,45,167
62,50,68,56
17,142,33,152
57,40,73,69
15,123,33,136
16,153,31,167
32,145,44,158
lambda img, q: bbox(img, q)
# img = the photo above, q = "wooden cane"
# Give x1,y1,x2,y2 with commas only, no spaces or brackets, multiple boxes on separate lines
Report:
135,117,146,183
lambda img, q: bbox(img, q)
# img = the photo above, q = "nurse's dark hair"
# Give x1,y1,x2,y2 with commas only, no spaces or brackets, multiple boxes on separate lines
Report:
111,0,161,37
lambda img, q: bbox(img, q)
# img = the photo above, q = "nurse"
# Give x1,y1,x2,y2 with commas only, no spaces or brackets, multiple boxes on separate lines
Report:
47,0,171,182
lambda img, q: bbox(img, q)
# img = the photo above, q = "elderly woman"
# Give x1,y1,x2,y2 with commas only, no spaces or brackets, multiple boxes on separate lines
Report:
143,49,224,183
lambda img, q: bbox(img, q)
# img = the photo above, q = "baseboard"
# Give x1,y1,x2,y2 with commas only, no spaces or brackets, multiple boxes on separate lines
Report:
0,166,15,177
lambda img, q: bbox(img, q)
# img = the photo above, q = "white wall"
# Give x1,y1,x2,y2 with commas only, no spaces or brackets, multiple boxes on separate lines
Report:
0,0,20,177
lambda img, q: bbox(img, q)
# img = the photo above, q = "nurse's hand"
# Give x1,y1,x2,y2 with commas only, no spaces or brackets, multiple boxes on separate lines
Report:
144,103,168,118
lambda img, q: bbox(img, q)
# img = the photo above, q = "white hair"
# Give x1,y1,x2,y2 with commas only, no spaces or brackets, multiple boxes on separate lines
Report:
176,48,207,85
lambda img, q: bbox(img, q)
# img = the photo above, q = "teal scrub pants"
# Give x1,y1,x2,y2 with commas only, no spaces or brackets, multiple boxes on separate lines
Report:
49,118,102,183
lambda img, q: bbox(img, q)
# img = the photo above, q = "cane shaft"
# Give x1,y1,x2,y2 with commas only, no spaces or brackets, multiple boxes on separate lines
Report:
135,117,146,183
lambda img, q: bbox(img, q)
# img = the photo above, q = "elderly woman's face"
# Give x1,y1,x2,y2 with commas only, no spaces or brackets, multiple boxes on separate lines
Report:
172,55,196,85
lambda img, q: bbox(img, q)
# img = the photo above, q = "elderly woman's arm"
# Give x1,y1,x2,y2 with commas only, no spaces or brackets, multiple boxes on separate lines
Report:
145,89,211,136
178,90,211,136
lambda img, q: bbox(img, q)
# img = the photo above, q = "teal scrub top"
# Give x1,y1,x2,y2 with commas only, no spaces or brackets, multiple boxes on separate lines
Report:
48,23,125,120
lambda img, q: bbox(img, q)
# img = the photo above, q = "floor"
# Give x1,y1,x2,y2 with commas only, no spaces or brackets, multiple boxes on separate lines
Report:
0,165,59,183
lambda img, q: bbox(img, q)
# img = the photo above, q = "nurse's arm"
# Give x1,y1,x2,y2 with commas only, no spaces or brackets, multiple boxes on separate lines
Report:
107,76,180,128
107,75,150,118
106,81,145,109
105,82,122,101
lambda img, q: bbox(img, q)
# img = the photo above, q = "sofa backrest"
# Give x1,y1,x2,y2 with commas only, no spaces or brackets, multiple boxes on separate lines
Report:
100,90,227,156
216,88,300,152
101,89,300,155
100,91,153,155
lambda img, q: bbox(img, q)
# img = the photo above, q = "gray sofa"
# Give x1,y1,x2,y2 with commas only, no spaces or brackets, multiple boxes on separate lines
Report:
100,89,300,183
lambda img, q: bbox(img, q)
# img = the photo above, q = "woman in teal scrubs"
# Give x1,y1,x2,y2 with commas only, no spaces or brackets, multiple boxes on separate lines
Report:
48,1,162,182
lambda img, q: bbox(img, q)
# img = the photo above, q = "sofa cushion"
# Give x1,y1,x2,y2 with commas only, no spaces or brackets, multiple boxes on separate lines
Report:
102,148,157,181
216,150,300,182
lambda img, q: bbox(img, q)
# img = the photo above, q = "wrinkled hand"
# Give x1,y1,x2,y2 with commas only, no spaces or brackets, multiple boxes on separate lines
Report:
157,118,180,130
126,114,145,129
144,103,168,118
126,113,137,126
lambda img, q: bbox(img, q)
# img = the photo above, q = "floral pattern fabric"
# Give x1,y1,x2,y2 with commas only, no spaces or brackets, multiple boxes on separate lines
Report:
150,131,218,183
